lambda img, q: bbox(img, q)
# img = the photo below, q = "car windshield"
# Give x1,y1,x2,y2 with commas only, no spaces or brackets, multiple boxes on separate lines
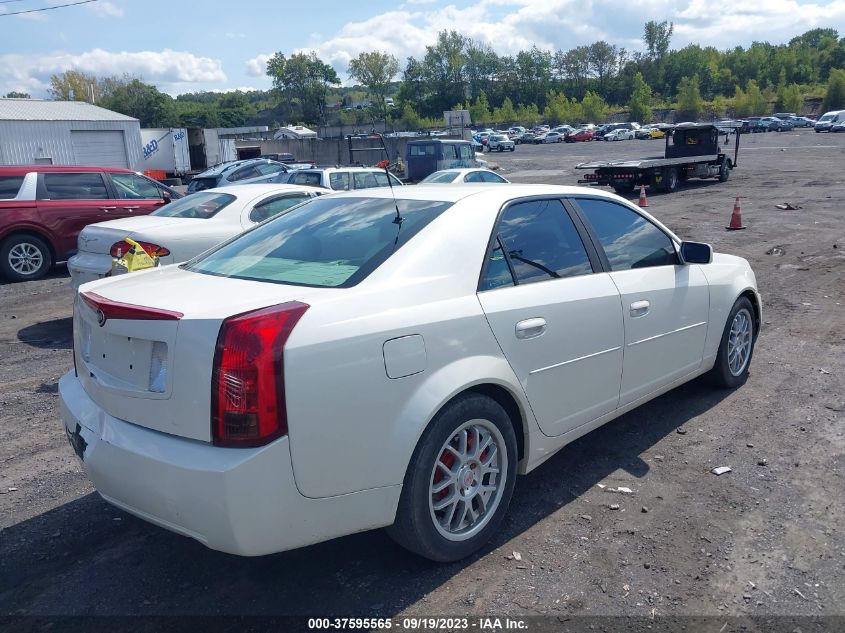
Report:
819,114,834,121
185,196,453,288
421,172,458,183
151,192,236,219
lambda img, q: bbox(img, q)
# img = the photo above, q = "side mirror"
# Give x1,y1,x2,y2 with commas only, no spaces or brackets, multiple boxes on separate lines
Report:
680,241,713,264
162,191,172,205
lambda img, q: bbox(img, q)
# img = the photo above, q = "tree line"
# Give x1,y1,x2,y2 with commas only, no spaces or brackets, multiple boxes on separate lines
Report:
29,24,845,129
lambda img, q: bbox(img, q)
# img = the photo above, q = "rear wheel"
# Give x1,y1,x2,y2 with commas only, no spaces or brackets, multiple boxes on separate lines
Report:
0,234,52,282
661,167,678,193
613,182,636,195
710,297,756,388
718,158,731,182
388,393,518,562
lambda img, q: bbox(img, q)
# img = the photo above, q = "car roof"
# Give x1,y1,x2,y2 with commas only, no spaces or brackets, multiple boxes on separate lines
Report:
194,158,284,178
0,165,135,175
195,183,327,197
295,166,395,173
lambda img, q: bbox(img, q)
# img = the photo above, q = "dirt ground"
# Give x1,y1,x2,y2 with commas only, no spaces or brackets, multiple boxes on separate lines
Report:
1,130,844,630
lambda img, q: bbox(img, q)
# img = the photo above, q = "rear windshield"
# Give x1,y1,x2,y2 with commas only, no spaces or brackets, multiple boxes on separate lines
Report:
0,176,24,199
184,196,453,288
187,177,218,193
421,172,458,183
151,191,236,219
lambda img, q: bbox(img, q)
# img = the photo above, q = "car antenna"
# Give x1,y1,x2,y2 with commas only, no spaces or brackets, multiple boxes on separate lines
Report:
377,159,403,225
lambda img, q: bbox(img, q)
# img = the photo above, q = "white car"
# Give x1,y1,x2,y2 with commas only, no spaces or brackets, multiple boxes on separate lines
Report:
542,132,565,143
59,185,760,562
68,184,325,288
486,134,515,152
420,168,509,184
604,129,635,141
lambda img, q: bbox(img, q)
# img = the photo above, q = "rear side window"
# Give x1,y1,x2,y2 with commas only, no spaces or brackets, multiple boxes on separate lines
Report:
481,199,593,289
0,176,24,199
254,163,285,176
409,144,436,156
480,172,506,183
151,191,235,219
421,171,456,184
290,172,324,187
228,166,260,182
575,198,678,270
42,173,109,200
464,172,484,183
329,172,350,190
187,177,218,193
186,197,452,288
249,193,312,223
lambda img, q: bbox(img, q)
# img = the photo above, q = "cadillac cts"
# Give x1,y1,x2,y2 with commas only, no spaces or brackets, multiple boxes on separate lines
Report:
59,185,760,562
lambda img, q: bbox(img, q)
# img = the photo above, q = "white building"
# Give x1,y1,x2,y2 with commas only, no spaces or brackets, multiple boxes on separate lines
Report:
0,99,143,169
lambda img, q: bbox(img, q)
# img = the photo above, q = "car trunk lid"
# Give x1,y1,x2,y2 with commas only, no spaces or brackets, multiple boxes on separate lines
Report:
73,265,337,442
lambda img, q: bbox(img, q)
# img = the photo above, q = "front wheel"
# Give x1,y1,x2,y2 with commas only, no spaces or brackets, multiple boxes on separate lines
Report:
0,234,53,282
718,158,730,182
387,393,518,562
709,297,756,388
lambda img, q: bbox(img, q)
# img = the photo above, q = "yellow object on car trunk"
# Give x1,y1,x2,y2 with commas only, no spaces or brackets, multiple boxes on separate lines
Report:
111,237,158,275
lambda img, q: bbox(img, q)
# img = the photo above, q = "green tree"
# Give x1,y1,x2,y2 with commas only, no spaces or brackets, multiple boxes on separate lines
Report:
743,79,768,115
99,79,174,127
515,102,540,124
588,41,618,95
493,96,517,123
468,91,491,125
643,20,674,60
581,90,608,122
676,74,703,120
822,68,845,111
4,91,30,98
49,70,104,101
347,51,400,115
628,72,652,123
777,83,804,113
266,51,340,125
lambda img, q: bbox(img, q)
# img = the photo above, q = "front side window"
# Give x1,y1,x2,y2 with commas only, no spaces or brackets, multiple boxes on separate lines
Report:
481,199,593,289
111,173,162,200
574,198,678,270
151,191,235,219
186,197,453,288
0,176,24,199
249,193,312,223
41,173,109,200
353,172,381,189
464,172,484,183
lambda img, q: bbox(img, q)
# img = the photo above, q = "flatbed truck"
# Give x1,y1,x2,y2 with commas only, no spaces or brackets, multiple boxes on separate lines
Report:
576,123,741,194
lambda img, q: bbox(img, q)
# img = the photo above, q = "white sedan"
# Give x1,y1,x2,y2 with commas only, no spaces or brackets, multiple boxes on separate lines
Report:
420,169,509,184
68,184,325,288
604,129,635,141
59,185,760,562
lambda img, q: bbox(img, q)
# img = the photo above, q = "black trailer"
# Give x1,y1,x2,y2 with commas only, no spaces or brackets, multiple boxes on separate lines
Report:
576,123,741,194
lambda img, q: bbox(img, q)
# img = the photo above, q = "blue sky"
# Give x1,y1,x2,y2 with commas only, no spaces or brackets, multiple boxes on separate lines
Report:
1,0,844,97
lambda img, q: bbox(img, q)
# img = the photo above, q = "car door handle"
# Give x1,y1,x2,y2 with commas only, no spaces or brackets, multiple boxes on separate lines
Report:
99,206,117,211
515,318,546,339
630,300,650,317
124,206,140,211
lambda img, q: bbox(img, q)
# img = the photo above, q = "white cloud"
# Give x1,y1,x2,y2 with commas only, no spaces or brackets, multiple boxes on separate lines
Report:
0,49,227,96
246,53,272,77
86,1,123,17
302,0,845,80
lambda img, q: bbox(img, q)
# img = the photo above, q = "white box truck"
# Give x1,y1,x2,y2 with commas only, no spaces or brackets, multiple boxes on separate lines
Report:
139,128,191,177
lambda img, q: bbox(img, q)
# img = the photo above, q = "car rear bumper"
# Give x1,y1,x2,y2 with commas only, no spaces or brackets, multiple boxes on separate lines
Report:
68,252,111,289
58,371,401,556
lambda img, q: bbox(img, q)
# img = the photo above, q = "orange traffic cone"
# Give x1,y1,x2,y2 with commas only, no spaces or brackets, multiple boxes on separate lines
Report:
638,184,648,208
726,196,746,230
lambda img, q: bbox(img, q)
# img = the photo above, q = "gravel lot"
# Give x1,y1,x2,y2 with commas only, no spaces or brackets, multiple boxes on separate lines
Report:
1,130,843,628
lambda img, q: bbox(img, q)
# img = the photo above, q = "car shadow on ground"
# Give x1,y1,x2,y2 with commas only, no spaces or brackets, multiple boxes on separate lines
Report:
0,377,731,617
16,317,72,349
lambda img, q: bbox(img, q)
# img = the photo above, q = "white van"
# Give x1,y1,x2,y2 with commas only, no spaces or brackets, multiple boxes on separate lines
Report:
814,110,845,132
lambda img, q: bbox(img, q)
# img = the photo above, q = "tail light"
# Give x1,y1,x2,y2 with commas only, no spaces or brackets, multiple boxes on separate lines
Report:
211,302,309,448
110,240,170,258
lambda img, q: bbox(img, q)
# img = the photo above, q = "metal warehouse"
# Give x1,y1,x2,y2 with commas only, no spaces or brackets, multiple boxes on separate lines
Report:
0,99,143,169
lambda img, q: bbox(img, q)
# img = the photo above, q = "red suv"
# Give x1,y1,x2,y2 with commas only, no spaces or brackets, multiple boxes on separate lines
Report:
0,166,181,282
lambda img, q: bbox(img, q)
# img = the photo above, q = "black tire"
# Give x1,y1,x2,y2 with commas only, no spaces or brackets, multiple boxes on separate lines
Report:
387,393,518,562
718,158,730,182
709,296,756,389
613,183,636,195
509,147,515,152
662,167,678,193
0,234,53,282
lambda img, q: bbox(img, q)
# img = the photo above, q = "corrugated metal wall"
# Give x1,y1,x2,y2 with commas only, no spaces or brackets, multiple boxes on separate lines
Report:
0,119,143,169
